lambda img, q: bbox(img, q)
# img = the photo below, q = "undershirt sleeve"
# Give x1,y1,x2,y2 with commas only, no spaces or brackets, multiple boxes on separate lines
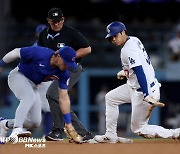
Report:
132,65,149,97
2,48,21,63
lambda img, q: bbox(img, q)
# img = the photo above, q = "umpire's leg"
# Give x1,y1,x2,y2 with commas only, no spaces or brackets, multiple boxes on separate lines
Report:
46,80,64,136
67,64,90,136
46,64,92,139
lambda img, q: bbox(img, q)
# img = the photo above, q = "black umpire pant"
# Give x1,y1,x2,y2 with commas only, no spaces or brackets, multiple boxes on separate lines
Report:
46,64,89,136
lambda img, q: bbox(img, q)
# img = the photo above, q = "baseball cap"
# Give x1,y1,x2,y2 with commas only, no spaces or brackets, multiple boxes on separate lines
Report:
36,24,47,34
48,7,63,22
58,46,77,70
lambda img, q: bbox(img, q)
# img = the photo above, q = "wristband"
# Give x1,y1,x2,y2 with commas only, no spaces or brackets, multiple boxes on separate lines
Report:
63,113,71,124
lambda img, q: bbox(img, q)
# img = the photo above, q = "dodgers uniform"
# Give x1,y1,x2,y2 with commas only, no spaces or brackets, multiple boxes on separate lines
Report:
105,36,180,139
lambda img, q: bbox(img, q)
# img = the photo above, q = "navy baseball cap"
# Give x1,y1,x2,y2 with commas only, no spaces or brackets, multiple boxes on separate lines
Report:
58,46,77,70
48,8,63,22
36,24,47,34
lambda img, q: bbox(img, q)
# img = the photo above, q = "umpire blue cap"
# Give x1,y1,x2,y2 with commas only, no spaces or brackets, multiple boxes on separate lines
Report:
105,21,126,38
58,46,78,70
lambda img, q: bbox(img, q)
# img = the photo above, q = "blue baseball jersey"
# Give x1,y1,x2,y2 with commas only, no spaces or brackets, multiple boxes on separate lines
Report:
18,46,69,89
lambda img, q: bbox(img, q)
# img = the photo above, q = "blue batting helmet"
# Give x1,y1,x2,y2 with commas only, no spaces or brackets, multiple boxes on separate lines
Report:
105,21,126,38
36,24,47,34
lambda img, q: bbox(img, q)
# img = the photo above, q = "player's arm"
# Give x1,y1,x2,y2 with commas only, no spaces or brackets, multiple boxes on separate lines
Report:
72,31,91,58
133,65,164,107
57,72,82,143
58,88,71,121
0,48,21,71
58,87,82,143
76,47,91,58
58,72,72,124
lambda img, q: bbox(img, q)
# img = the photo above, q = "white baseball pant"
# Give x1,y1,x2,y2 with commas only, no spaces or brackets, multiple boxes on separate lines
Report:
105,83,179,139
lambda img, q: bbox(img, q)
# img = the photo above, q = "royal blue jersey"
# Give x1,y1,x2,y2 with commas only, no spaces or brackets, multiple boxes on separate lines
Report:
18,46,69,89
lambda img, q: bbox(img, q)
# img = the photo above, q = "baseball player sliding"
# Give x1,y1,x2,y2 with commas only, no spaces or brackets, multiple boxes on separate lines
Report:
0,46,82,143
89,21,180,144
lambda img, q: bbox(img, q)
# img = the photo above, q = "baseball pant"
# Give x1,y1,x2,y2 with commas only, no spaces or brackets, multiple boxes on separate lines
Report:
105,82,179,139
37,81,52,112
46,64,89,136
8,67,41,128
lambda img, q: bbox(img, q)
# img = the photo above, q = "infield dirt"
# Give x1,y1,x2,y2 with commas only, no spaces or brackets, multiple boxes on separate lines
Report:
0,139,179,154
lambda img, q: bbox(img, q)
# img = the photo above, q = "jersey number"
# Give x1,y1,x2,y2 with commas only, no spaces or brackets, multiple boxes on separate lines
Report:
142,47,151,65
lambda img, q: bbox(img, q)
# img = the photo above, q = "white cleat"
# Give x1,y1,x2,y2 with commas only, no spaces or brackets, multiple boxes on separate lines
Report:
0,118,9,137
8,128,31,144
88,135,133,144
94,135,117,143
117,137,133,143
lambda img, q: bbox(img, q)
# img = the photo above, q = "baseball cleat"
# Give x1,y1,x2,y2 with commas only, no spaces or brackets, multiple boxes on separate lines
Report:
117,137,133,143
0,118,9,137
45,129,64,141
8,128,31,144
82,132,94,142
88,135,133,144
93,135,117,143
9,128,31,138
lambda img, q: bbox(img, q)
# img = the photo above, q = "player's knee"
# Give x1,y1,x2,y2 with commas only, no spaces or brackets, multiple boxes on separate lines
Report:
32,118,41,128
105,91,113,101
32,122,41,128
131,127,154,138
131,123,152,138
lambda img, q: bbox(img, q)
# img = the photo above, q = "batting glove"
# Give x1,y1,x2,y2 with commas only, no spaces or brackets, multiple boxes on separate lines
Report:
144,95,165,107
117,70,126,80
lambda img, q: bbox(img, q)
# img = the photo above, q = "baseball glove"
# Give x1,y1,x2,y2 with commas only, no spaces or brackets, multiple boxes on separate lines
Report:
64,126,83,144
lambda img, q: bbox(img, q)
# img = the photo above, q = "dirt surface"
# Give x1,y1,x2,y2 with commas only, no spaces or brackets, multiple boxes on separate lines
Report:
0,139,179,154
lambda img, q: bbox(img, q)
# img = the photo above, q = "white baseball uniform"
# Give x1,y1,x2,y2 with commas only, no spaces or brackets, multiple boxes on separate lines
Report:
105,36,180,139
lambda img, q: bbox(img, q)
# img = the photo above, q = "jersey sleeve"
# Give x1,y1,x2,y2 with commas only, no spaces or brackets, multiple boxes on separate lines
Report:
20,46,37,62
58,70,70,89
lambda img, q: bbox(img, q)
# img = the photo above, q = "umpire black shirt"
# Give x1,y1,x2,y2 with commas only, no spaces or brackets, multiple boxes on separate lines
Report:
37,24,90,63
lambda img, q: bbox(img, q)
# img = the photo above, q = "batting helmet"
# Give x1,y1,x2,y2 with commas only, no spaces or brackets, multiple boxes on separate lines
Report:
105,21,126,38
36,24,47,35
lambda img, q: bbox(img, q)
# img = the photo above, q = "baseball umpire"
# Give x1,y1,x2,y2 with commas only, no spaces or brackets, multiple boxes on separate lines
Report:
37,7,93,141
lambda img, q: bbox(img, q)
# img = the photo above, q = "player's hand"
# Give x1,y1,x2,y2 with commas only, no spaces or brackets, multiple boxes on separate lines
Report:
117,70,126,80
144,95,165,107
